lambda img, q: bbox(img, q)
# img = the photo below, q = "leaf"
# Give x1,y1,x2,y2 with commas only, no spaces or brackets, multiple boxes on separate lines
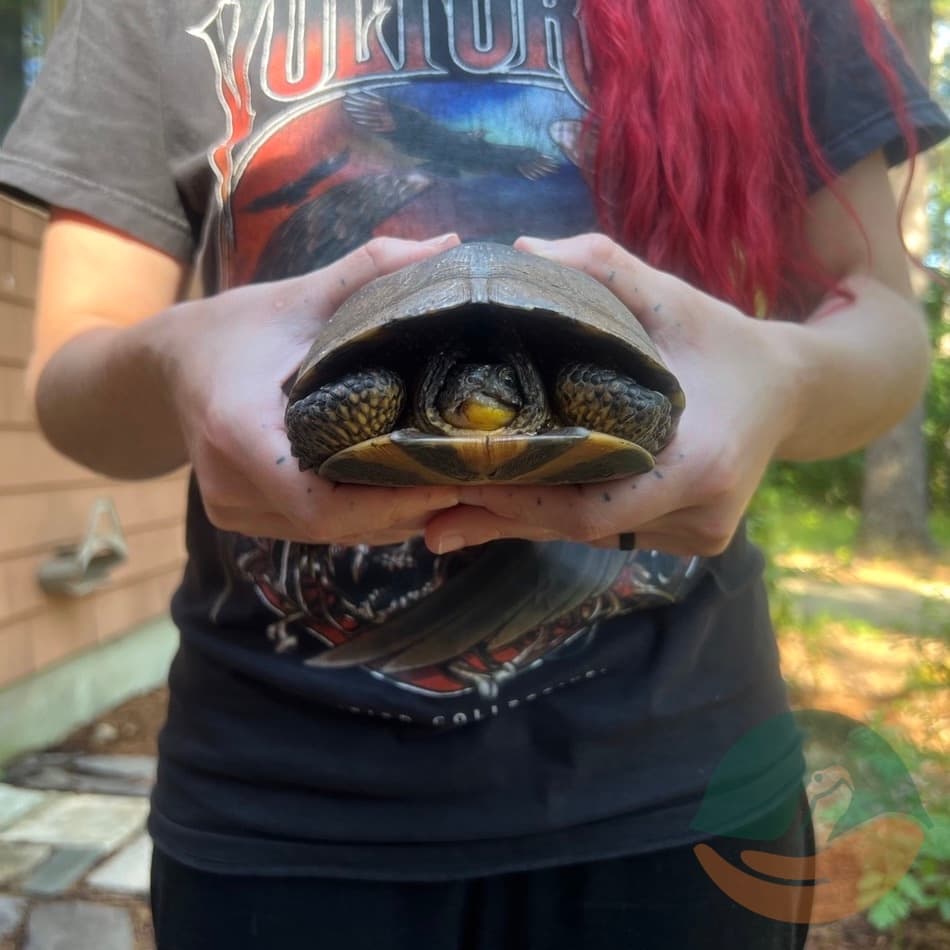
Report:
921,816,950,860
868,890,911,931
896,872,930,905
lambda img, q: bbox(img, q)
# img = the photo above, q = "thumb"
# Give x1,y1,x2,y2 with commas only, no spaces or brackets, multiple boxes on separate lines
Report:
514,233,686,338
306,232,461,317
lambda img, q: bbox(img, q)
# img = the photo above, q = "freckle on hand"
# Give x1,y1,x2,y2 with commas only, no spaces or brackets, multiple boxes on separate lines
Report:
276,456,287,465
653,470,664,480
602,491,611,502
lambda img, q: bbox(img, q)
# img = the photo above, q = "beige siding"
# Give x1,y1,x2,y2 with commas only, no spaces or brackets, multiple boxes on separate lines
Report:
0,196,188,689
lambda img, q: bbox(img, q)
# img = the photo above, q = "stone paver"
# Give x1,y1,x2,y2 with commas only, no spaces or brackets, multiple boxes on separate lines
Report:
74,756,155,782
0,786,50,830
23,848,103,897
0,895,26,940
4,755,155,798
0,794,148,852
87,833,151,896
24,901,134,950
0,843,51,887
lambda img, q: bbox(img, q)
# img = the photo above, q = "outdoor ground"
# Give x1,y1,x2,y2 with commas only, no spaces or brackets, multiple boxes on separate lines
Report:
41,545,950,950
771,551,949,950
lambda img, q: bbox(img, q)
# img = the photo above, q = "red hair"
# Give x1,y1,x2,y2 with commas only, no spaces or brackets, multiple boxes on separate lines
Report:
581,0,918,313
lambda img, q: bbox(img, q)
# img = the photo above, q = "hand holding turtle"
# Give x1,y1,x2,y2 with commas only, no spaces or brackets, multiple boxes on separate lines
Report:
158,234,463,545
424,233,803,557
283,240,681,487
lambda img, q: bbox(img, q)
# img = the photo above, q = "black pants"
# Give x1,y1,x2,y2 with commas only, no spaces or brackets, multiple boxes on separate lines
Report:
151,840,811,950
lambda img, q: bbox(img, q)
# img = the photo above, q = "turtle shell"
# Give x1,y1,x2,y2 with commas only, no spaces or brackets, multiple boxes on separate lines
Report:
286,241,684,485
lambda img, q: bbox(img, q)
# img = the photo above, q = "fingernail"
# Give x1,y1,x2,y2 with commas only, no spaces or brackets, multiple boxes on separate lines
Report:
435,534,466,554
516,237,552,251
426,232,459,246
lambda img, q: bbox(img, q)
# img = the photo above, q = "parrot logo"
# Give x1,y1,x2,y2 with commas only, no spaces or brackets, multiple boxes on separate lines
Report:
691,710,931,924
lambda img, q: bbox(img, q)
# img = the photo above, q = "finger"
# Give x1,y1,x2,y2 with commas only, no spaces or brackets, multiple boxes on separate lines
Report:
514,233,683,337
334,512,433,546
334,529,426,546
424,505,564,553
587,532,711,557
223,407,460,535
193,445,275,512
202,481,431,545
453,435,709,539
585,502,741,557
304,481,461,539
207,496,441,546
200,504,323,541
453,481,650,545
303,232,461,316
426,513,706,558
432,489,740,557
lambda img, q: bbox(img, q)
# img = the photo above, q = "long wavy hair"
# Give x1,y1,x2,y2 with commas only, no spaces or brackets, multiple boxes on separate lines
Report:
581,0,917,313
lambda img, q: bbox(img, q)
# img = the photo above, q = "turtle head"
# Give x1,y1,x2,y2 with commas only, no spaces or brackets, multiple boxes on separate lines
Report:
436,363,522,431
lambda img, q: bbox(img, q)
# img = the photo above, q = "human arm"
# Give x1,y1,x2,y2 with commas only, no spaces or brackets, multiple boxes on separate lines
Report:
28,211,462,543
27,212,193,477
423,151,930,557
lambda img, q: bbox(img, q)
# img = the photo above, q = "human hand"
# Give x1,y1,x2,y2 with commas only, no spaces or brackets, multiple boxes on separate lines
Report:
424,234,802,557
156,234,463,544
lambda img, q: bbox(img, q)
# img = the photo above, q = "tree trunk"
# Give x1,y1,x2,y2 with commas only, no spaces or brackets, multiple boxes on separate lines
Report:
861,405,933,553
859,0,935,555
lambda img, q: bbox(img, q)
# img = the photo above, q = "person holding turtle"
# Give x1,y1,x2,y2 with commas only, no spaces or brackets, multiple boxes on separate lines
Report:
1,0,946,947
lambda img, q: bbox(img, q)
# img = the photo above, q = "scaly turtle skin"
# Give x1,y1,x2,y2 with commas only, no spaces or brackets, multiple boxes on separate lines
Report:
285,242,684,485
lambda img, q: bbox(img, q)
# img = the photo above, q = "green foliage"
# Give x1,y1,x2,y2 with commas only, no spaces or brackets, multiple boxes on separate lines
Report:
748,482,860,554
747,485,949,641
760,458,865,515
854,718,950,933
925,287,950,509
759,419,950,537
866,800,950,931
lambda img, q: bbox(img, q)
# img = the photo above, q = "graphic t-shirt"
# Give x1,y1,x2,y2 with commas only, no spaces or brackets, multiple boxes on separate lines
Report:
2,0,947,879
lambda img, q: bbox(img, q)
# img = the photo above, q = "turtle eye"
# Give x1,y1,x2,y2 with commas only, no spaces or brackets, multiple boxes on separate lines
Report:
500,366,517,387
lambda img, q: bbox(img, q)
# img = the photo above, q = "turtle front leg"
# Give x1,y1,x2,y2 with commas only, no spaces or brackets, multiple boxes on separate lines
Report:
554,363,674,457
286,368,405,471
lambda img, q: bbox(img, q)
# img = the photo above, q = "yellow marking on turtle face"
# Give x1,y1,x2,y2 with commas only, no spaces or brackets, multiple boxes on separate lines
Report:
459,399,516,431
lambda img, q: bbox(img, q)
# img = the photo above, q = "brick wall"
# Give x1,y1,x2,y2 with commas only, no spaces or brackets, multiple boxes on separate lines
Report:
0,197,188,689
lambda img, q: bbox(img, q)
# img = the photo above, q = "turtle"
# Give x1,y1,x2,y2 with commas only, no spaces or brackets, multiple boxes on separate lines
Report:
284,241,684,486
